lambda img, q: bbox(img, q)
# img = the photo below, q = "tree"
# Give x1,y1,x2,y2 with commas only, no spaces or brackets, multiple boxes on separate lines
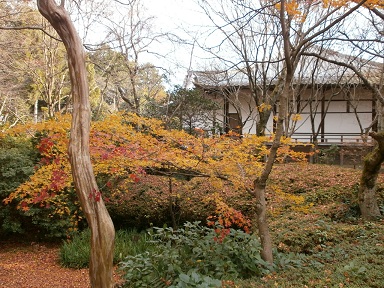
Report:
167,86,219,134
359,132,383,219
36,1,115,287
27,22,70,120
341,0,383,219
0,1,40,127
355,1,384,220
301,50,383,218
90,45,165,115
256,0,370,263
196,0,369,263
100,0,166,115
302,0,383,219
0,1,73,125
196,0,285,136
146,85,219,133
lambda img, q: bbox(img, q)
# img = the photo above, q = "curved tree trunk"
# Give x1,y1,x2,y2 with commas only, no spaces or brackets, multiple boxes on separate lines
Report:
37,1,115,287
359,132,383,220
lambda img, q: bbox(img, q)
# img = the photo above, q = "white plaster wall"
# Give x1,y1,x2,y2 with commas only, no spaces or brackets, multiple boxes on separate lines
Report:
206,85,375,141
251,99,372,142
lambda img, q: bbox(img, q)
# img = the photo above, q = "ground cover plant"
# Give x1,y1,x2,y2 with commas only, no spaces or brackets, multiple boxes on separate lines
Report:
119,222,271,287
58,163,384,287
61,221,302,287
257,163,384,287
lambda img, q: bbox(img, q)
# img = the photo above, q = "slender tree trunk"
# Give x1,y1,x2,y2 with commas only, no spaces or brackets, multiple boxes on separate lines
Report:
253,180,273,262
251,0,296,263
359,132,383,220
377,105,384,133
253,80,289,264
34,99,39,123
168,177,177,229
37,1,115,287
256,111,270,136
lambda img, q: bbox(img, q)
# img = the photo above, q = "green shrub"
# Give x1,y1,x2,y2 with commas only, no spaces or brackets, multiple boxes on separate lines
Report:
171,271,222,288
0,136,39,237
1,134,85,240
119,221,270,287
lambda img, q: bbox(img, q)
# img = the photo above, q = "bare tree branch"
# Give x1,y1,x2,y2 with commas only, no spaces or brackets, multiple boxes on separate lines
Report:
0,25,62,42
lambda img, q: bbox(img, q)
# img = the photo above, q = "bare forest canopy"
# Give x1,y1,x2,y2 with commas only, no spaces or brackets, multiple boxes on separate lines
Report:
0,0,383,133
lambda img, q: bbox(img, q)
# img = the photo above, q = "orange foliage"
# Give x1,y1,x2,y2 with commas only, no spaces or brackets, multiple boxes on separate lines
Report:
341,0,383,9
2,113,309,232
274,0,383,23
207,195,252,232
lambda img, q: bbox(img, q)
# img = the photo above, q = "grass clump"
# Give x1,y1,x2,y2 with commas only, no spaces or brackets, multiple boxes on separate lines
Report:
59,228,152,268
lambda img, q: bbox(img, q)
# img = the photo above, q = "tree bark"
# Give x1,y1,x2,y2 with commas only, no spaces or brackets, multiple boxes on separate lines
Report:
256,111,270,136
359,132,383,220
253,180,273,262
37,1,115,287
253,80,289,264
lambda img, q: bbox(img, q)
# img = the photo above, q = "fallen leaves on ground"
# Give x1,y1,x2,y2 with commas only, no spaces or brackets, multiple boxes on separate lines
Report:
0,241,124,288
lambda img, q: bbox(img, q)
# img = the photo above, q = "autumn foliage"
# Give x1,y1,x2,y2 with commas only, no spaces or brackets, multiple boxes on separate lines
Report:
2,113,309,236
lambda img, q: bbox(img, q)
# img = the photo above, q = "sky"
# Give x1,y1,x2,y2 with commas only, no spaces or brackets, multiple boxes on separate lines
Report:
143,0,215,87
146,0,203,29
100,0,220,88
72,1,380,90
70,0,210,88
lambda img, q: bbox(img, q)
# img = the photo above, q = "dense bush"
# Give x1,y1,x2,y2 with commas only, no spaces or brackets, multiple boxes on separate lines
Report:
3,160,384,241
1,114,383,241
0,136,39,237
106,175,255,230
0,131,85,239
3,113,302,239
120,222,302,287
